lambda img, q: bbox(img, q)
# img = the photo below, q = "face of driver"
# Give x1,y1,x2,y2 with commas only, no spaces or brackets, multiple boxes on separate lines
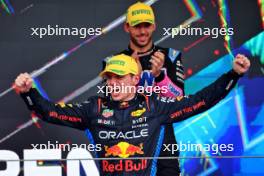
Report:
124,22,156,48
104,73,140,101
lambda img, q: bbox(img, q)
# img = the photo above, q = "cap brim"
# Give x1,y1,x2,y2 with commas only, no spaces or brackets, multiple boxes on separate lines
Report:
99,69,128,78
130,20,155,26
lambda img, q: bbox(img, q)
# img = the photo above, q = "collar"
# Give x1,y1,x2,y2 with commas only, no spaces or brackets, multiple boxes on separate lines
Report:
127,44,155,57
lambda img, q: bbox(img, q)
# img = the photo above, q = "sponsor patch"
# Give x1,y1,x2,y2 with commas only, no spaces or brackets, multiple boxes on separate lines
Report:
102,109,114,118
105,142,144,158
131,108,146,117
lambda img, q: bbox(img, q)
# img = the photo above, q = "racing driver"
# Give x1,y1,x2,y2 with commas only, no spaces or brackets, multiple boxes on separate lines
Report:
15,53,250,175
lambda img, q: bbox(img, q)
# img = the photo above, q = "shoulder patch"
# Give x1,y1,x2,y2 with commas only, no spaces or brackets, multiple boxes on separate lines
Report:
168,48,180,63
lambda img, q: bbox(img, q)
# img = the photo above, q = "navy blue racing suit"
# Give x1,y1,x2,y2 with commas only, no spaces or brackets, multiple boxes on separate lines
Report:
117,45,184,175
20,70,241,176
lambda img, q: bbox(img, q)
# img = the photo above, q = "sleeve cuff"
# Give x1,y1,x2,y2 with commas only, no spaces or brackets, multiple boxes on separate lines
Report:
20,88,41,109
20,88,39,98
229,69,244,78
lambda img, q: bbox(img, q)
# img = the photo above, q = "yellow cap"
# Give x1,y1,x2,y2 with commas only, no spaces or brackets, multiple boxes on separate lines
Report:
99,54,139,77
126,2,155,26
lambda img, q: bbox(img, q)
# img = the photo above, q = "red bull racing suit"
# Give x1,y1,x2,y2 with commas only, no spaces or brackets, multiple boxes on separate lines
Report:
117,45,185,175
20,70,241,176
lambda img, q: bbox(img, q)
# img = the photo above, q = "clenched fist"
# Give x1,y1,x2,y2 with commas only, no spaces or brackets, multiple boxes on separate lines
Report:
150,50,165,77
14,73,33,93
233,54,250,75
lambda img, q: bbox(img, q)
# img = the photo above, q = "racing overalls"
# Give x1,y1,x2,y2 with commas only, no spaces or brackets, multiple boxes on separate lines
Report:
20,70,241,176
118,45,184,175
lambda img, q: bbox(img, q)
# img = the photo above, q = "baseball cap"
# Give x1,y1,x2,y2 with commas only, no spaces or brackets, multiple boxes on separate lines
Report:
99,54,139,77
126,2,155,26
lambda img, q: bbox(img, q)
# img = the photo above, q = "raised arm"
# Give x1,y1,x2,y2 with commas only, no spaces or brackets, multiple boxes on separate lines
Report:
15,73,95,130
155,54,250,123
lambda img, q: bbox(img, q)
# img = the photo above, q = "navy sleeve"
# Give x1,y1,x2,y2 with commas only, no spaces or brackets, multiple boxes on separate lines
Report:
20,88,96,130
154,70,241,123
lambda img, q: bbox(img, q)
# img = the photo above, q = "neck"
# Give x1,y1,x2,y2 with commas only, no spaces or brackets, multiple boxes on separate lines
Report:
129,40,153,53
122,93,136,102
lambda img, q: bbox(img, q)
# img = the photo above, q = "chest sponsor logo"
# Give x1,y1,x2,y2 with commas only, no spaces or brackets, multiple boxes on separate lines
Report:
99,129,148,140
131,108,146,117
132,116,147,124
97,119,115,126
102,159,147,173
102,109,114,118
105,142,143,158
132,116,148,129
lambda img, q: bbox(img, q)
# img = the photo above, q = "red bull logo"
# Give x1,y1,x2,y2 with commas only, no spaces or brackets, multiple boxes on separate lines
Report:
102,159,147,173
104,142,144,158
103,142,146,173
104,145,122,157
